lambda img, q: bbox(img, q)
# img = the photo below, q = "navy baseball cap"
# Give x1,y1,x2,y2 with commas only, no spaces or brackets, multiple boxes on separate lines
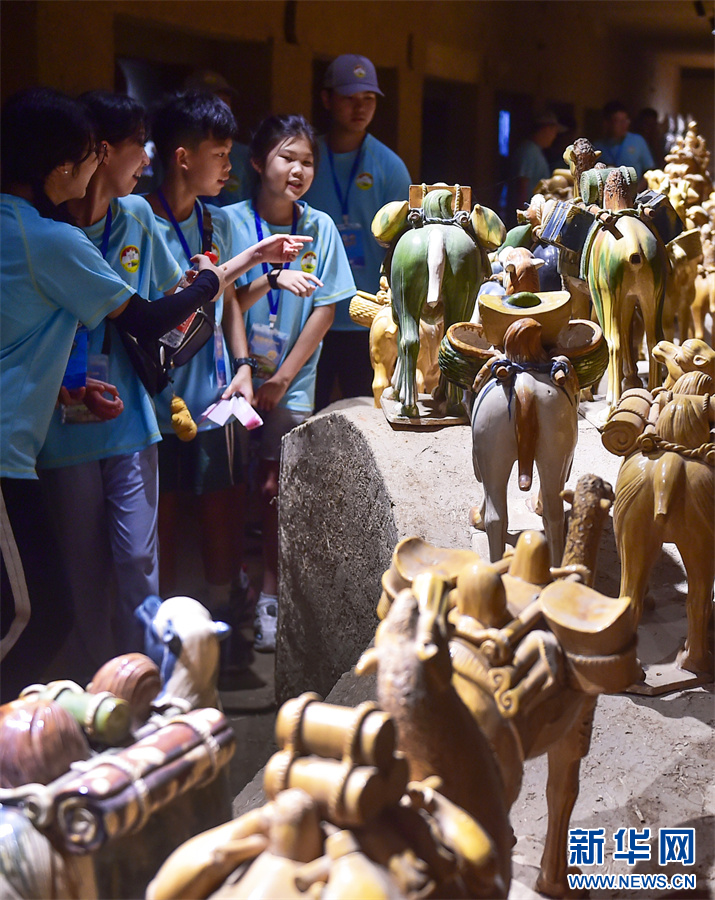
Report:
323,54,384,96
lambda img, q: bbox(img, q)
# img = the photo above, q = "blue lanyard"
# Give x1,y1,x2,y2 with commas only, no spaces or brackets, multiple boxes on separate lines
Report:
157,188,204,264
99,203,112,259
327,141,364,220
253,203,299,321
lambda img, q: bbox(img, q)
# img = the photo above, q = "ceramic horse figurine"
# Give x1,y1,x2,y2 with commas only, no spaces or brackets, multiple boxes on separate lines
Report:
585,168,669,406
389,187,488,417
136,595,230,711
471,317,580,565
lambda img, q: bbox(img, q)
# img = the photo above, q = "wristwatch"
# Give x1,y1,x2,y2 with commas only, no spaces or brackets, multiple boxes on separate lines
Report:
267,268,282,290
233,356,258,374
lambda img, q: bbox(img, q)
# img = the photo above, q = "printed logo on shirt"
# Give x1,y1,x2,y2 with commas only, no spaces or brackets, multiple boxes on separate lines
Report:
120,245,140,273
301,251,318,273
356,172,374,190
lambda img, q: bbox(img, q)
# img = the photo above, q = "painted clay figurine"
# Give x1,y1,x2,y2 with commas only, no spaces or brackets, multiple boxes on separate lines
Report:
471,317,579,565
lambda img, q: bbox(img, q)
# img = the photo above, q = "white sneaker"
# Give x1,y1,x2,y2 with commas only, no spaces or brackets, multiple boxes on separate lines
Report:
253,593,277,652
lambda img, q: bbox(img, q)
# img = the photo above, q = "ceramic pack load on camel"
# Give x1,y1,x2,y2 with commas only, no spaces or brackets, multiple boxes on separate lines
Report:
0,595,235,900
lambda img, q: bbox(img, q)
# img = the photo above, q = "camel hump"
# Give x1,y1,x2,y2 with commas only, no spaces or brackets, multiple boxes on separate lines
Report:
514,379,539,491
653,453,685,520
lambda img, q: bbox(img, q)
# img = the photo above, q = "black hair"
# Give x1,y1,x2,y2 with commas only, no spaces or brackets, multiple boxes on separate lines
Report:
602,100,629,119
0,86,94,218
149,90,237,170
249,114,319,173
78,90,145,146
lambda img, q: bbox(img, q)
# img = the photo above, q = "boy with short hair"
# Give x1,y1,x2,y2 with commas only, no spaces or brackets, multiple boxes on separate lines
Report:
146,91,255,631
304,54,411,409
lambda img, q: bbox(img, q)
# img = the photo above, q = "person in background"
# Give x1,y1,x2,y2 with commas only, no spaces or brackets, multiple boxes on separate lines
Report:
304,53,411,411
0,87,228,700
511,109,565,212
594,100,655,188
36,91,182,674
223,114,355,651
632,106,666,171
183,69,257,207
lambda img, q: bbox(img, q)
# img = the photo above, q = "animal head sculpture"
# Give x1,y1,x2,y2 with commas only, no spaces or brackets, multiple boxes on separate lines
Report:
653,338,715,388
497,247,545,295
135,596,230,710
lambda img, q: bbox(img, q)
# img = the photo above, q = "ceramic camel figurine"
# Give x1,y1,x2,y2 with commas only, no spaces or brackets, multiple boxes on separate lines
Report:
362,487,638,899
606,344,715,678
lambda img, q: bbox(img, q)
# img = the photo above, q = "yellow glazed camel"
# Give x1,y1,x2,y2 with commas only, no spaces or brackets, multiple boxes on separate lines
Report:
611,362,715,677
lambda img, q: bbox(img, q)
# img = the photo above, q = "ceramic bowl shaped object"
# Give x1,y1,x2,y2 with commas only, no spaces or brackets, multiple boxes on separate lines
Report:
478,290,572,348
551,318,609,390
439,322,496,390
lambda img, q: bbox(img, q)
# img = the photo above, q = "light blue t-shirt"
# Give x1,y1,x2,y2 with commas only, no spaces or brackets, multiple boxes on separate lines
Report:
593,132,655,180
303,133,411,329
38,195,182,469
151,202,232,432
512,139,552,196
226,200,356,412
0,195,133,478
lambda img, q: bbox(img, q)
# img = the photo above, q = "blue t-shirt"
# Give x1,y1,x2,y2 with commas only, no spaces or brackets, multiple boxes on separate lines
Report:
303,133,411,328
150,202,233,433
512,139,552,196
38,195,182,469
226,200,356,412
593,132,655,180
1,195,133,478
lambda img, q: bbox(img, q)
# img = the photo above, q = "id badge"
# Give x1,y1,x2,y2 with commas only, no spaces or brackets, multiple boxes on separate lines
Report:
62,353,109,425
338,221,365,268
248,322,289,381
214,324,227,388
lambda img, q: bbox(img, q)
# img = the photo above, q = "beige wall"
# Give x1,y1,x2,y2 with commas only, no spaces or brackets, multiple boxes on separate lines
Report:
2,1,712,185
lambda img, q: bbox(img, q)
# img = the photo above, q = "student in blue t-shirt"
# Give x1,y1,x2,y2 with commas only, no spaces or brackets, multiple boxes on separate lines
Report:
222,114,356,651
37,91,184,672
0,87,231,700
303,54,411,410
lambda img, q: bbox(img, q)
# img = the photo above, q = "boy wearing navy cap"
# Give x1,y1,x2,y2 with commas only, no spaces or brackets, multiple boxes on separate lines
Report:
304,53,411,410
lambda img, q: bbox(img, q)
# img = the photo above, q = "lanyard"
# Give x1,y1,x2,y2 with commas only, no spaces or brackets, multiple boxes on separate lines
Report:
327,141,364,220
253,203,299,323
157,188,204,264
99,203,112,259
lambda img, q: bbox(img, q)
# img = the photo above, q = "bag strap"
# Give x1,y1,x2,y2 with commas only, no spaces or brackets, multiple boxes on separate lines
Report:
199,201,216,325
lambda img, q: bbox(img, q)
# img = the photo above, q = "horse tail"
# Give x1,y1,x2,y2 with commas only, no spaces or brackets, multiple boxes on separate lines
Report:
426,227,446,308
653,453,684,521
514,377,538,491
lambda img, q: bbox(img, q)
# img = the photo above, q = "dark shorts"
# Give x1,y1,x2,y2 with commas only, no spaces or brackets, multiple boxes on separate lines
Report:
158,424,245,495
252,406,309,462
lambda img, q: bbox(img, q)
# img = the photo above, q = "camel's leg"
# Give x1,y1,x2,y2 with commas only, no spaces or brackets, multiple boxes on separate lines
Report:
615,506,663,625
536,696,598,899
676,533,715,676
